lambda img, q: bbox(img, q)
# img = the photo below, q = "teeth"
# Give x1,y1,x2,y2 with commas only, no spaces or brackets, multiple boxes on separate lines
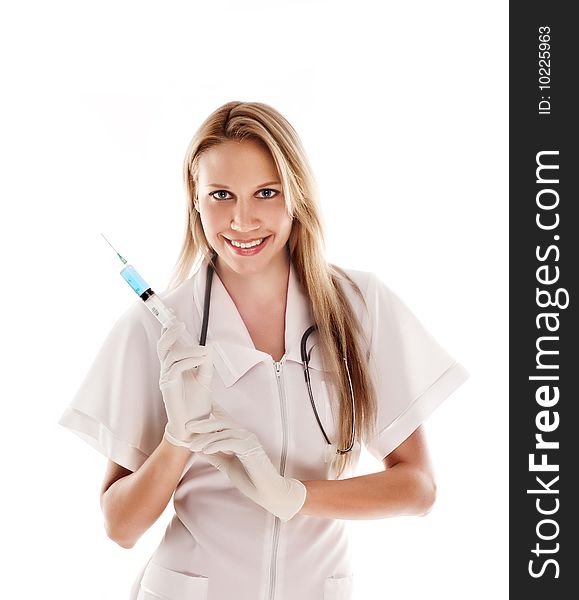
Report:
230,238,264,249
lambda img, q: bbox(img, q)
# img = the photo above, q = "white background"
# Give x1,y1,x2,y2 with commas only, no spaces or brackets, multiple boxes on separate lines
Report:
1,1,507,598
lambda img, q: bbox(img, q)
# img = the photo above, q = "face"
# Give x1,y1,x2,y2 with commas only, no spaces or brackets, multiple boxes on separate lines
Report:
194,139,293,276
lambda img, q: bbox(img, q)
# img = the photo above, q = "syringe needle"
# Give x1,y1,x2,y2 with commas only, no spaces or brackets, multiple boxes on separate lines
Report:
100,233,128,264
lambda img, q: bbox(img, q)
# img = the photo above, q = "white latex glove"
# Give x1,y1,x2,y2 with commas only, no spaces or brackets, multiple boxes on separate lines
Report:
156,310,214,447
187,402,307,523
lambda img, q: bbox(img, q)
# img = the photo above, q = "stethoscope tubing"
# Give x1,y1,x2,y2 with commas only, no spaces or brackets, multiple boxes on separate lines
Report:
200,254,355,454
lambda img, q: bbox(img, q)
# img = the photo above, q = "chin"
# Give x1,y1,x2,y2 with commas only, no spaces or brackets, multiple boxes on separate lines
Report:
230,255,271,272
216,245,288,275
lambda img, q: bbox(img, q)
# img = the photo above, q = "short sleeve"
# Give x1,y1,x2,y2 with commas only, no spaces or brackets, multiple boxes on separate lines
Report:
58,301,166,472
363,274,469,462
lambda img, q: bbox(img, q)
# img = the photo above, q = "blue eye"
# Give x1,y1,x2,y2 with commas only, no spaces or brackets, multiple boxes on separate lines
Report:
257,189,279,198
211,190,232,200
210,188,279,200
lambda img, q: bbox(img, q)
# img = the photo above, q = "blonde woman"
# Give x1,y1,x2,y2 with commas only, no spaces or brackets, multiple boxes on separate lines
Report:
59,101,469,600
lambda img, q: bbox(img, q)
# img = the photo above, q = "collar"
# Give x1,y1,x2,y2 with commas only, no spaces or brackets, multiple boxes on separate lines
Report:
192,256,321,387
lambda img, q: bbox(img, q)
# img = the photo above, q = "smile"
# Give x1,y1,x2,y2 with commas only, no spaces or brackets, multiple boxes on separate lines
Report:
224,235,271,255
228,237,265,248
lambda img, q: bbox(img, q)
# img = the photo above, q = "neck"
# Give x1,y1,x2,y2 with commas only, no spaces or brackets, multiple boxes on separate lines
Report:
214,252,290,311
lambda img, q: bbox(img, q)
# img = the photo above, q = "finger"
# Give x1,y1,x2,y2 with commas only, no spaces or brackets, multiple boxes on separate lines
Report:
186,416,239,434
203,451,234,472
158,320,199,356
211,399,233,421
197,436,258,456
160,356,208,382
189,435,249,456
195,344,215,389
161,345,210,370
159,316,185,342
188,429,248,453
157,320,187,359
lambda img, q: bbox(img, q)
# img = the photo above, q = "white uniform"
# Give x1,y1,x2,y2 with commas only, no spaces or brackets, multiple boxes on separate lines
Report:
59,257,469,600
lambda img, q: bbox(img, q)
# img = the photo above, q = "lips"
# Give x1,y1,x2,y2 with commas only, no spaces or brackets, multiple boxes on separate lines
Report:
223,234,271,255
226,237,265,245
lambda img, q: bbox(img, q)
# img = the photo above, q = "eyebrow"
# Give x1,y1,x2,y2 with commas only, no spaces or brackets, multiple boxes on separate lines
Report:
205,181,281,189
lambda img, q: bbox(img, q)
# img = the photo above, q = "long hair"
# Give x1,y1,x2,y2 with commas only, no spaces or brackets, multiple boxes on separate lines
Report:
167,101,377,478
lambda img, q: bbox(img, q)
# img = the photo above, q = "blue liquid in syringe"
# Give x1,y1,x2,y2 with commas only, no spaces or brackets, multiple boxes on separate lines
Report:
120,264,150,296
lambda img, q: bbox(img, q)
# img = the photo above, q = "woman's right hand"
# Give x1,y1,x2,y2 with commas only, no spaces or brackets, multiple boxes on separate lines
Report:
156,311,214,447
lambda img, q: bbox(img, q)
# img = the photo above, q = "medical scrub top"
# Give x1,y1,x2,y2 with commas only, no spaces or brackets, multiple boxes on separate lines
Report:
59,257,469,600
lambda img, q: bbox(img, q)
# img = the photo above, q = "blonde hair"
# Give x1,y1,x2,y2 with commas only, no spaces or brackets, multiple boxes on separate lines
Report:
168,101,377,478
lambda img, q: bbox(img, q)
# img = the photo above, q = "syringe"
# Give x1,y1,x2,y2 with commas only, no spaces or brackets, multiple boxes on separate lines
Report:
101,233,196,345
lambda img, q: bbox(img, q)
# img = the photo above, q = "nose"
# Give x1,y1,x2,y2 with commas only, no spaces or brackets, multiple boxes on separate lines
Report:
230,198,260,232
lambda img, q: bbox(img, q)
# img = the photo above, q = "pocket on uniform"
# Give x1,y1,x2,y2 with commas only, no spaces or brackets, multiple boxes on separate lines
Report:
324,573,354,600
137,561,209,600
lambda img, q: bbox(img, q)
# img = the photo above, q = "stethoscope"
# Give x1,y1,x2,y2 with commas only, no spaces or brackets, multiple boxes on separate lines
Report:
199,253,356,455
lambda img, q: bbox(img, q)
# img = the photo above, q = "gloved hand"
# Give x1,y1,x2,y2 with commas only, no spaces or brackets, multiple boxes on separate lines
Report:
157,309,214,447
187,402,307,522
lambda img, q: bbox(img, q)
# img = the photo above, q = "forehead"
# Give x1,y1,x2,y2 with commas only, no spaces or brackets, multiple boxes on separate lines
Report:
197,139,279,184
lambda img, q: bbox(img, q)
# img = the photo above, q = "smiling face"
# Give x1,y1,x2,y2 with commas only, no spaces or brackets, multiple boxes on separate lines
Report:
194,139,293,277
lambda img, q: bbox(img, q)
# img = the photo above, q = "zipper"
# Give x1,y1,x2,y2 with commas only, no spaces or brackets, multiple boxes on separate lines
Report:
267,359,288,600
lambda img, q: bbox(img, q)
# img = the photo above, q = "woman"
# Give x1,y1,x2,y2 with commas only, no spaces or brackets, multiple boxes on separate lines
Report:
59,101,469,600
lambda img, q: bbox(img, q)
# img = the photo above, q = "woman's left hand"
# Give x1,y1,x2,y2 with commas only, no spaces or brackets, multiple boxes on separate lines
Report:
186,403,307,523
